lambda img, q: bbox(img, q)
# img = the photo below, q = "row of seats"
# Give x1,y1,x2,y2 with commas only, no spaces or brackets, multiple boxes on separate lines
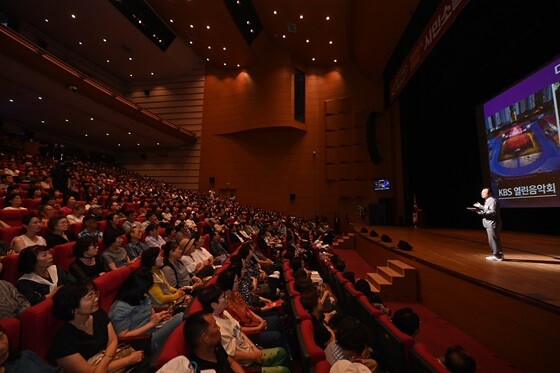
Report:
312,253,449,373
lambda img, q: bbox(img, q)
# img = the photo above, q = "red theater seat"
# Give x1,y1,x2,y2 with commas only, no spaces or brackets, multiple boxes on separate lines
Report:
51,241,76,272
93,266,133,312
411,343,450,373
0,254,22,285
0,226,22,249
0,209,28,227
20,298,63,360
296,319,326,372
0,317,21,350
376,314,415,373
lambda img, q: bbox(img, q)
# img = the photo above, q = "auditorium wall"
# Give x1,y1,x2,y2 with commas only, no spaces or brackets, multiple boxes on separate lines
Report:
199,41,401,219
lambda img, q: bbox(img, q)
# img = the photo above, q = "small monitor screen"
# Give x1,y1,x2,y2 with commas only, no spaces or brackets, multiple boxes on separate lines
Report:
374,178,390,191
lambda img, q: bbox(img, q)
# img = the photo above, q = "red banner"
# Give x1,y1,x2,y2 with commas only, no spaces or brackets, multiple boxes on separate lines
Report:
389,0,470,102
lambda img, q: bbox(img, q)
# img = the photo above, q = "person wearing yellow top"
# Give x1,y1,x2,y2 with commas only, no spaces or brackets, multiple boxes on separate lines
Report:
140,247,186,309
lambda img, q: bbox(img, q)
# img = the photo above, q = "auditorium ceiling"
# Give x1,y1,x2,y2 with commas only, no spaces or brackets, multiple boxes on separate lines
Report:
0,0,419,152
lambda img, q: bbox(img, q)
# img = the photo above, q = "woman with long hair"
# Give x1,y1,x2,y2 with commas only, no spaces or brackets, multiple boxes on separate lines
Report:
108,268,183,353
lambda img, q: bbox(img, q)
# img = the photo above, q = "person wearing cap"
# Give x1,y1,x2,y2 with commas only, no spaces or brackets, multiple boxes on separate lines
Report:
78,214,103,239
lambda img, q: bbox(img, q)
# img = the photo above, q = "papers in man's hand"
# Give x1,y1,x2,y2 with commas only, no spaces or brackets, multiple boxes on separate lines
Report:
466,207,481,212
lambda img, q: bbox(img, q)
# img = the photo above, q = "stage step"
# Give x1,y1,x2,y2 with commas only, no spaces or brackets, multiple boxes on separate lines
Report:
367,259,418,301
332,232,355,250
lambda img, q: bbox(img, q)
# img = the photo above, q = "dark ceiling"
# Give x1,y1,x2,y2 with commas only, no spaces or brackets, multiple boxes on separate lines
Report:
0,0,420,153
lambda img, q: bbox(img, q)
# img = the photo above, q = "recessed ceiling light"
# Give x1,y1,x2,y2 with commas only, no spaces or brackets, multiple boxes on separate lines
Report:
9,99,13,102
326,16,330,21
44,18,49,22
118,143,121,147
190,24,194,28
71,14,76,19
334,59,337,63
150,72,154,76
106,133,109,136
250,29,254,33
299,15,303,19
85,134,88,137
223,47,227,50
273,10,277,15
206,58,210,61
38,96,42,100
246,21,250,25
306,39,310,43
169,19,174,23
102,38,107,42
138,20,142,24
129,57,133,61
78,41,83,45
189,40,193,45
223,63,227,66
41,120,45,124
128,132,132,135
329,41,333,44
129,74,133,77
312,58,315,61
282,34,286,38
137,143,140,146
206,25,210,29
237,64,240,67
106,59,110,63
90,117,94,121
157,142,160,146
208,46,211,49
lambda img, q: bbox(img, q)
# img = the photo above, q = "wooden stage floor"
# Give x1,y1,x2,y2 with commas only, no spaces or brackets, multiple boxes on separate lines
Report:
352,223,560,312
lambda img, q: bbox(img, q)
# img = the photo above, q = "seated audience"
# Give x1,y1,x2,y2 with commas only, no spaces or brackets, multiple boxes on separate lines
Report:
66,204,85,225
210,231,230,264
300,288,334,349
198,284,291,372
122,210,141,234
78,214,103,239
38,204,56,227
69,237,107,281
180,235,215,279
324,317,377,372
103,213,125,250
59,195,77,216
45,215,78,248
3,193,27,210
0,275,30,319
144,223,166,250
354,278,391,316
183,310,245,373
217,267,290,351
16,245,72,305
109,267,183,353
392,307,420,337
47,282,145,372
126,227,148,260
161,241,203,292
444,345,476,373
141,247,187,310
10,213,47,254
0,324,62,372
101,233,131,271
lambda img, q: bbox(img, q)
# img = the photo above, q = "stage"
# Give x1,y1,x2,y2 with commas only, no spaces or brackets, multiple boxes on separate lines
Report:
351,223,560,372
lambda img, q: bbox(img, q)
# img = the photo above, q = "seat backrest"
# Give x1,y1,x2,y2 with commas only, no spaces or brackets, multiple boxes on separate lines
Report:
410,343,450,373
68,222,83,235
341,281,364,317
0,254,22,285
0,210,28,226
93,266,133,312
296,319,326,372
51,241,76,272
376,314,415,373
0,317,21,350
156,320,190,369
315,360,332,373
202,234,210,250
20,298,63,359
0,226,23,248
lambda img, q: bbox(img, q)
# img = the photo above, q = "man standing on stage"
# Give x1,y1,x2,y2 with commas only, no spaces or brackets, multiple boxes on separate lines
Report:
473,187,503,261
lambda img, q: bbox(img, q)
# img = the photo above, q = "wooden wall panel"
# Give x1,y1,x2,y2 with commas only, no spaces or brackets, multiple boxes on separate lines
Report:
119,68,204,189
